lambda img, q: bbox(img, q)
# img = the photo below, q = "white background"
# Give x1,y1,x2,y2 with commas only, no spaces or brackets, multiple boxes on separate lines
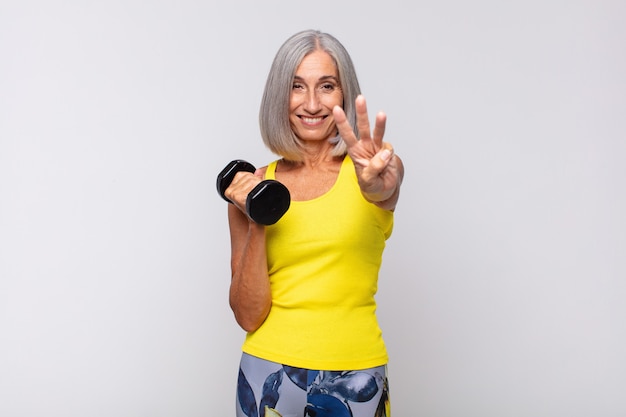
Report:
1,1,625,416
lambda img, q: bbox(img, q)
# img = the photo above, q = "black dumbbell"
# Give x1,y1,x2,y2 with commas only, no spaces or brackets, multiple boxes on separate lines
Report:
217,159,290,225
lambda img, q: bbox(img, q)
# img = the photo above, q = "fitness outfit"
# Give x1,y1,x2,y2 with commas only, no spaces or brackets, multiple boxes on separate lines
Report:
236,155,394,417
237,353,390,417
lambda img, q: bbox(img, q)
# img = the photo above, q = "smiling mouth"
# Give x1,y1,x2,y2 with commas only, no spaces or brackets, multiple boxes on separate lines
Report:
300,116,326,125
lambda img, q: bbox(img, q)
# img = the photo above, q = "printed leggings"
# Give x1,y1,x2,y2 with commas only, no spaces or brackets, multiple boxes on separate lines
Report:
236,353,391,417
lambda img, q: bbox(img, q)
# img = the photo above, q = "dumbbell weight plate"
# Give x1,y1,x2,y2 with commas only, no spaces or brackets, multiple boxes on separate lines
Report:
247,180,291,225
216,160,256,203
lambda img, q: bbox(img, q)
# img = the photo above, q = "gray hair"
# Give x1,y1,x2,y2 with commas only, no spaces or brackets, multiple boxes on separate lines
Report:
259,30,361,161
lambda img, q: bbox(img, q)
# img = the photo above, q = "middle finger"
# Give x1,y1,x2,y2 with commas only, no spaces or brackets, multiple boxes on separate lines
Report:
355,95,373,142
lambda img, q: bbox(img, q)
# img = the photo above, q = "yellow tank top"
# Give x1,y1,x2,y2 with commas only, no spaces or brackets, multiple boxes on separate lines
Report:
241,155,393,370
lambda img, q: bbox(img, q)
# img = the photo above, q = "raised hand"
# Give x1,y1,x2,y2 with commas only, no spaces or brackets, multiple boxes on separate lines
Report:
333,95,403,210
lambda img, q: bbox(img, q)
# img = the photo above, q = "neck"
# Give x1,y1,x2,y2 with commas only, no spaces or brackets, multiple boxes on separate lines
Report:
288,138,340,166
281,150,344,171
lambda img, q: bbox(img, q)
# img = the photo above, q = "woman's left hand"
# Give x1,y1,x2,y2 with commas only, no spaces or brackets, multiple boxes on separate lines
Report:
333,95,404,210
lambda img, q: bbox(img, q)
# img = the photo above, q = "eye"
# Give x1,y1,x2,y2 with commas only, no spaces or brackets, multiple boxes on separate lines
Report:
292,82,304,90
320,83,336,92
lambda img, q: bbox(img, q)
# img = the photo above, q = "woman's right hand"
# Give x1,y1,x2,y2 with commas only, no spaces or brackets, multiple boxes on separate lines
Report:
224,170,264,221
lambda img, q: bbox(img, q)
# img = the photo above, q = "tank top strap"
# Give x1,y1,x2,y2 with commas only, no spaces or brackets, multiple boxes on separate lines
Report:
265,160,279,180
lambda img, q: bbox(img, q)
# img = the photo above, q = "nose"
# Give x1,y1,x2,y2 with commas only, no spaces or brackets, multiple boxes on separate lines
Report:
303,90,322,114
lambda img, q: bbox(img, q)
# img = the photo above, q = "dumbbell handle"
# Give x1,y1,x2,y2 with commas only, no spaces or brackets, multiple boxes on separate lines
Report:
217,160,290,225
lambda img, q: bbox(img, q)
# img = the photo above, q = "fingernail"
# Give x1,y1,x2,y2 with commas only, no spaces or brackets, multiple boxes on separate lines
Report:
381,149,392,161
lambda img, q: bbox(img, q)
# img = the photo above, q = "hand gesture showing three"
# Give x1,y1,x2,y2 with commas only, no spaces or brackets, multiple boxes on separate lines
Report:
333,95,404,210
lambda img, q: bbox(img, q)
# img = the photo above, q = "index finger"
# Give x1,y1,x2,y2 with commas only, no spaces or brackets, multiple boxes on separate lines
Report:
333,105,358,147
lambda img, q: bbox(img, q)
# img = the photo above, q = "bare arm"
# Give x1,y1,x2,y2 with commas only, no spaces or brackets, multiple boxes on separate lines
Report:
226,172,272,332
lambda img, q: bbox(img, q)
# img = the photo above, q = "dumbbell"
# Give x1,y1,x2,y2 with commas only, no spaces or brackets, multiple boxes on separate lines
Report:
216,159,291,225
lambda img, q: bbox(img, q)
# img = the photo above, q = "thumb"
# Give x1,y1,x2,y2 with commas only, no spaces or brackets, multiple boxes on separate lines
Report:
365,144,394,178
376,143,394,165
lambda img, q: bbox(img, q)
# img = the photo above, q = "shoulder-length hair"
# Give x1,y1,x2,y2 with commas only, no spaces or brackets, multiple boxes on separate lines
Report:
259,30,361,161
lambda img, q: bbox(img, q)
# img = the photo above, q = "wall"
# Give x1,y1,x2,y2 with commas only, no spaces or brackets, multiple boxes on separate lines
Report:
1,1,625,416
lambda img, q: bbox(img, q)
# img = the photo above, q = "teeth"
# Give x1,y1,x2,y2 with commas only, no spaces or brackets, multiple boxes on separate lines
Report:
302,117,323,124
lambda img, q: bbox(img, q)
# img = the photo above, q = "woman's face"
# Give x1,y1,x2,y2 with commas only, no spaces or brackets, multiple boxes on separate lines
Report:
289,50,343,143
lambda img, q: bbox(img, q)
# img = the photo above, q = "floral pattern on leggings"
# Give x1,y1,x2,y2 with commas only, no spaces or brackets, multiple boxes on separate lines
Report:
237,362,390,417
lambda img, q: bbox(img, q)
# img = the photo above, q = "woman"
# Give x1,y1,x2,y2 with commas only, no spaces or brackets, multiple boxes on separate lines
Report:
225,29,404,417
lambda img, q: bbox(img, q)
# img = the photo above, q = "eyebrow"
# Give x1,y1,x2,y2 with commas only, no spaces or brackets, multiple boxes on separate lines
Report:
293,75,339,83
